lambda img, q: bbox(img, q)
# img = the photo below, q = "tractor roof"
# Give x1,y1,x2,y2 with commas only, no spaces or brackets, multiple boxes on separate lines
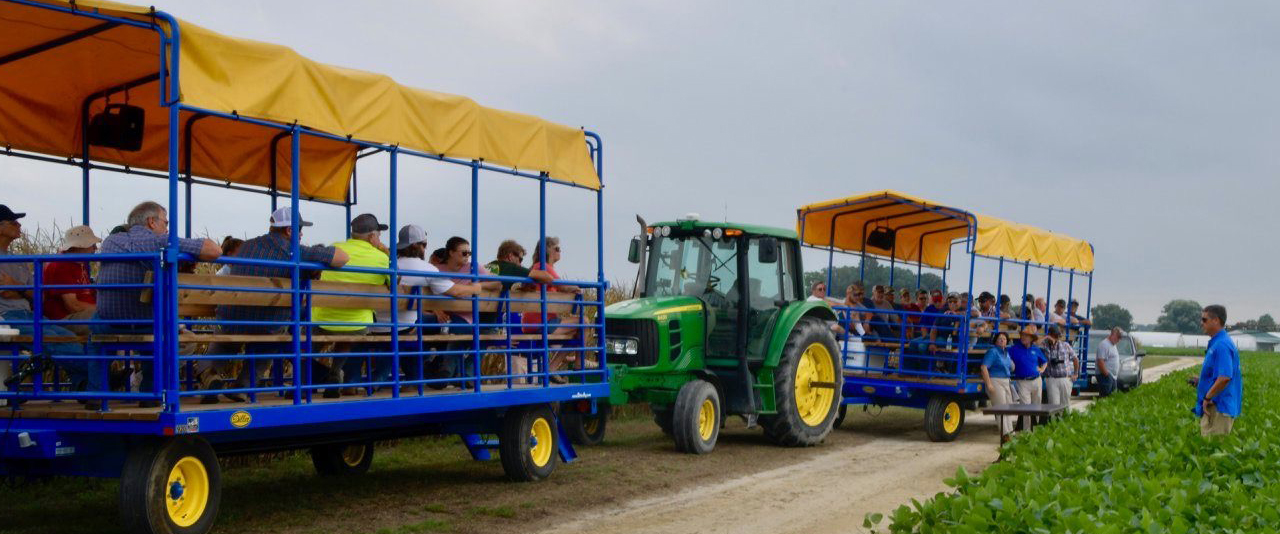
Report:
650,219,797,240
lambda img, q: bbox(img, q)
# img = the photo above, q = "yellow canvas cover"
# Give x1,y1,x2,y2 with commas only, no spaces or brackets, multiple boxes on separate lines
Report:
0,0,600,202
797,190,1094,272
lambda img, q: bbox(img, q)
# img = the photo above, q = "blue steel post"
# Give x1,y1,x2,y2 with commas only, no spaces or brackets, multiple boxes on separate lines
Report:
164,104,181,410
1084,270,1094,363
470,160,480,392
31,259,43,394
960,226,977,386
588,131,606,380
184,179,192,238
995,258,1004,332
1021,262,1030,320
289,127,302,405
1045,270,1053,330
1066,271,1075,342
389,149,401,397
538,173,549,387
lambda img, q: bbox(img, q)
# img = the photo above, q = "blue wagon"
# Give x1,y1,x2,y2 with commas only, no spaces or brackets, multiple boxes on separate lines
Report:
0,2,608,533
796,191,1095,441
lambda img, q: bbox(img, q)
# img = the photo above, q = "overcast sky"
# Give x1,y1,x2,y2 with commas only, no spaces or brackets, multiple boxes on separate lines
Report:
4,0,1277,323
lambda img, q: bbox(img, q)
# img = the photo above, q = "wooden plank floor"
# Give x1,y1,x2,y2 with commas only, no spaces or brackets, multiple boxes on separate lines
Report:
4,382,559,421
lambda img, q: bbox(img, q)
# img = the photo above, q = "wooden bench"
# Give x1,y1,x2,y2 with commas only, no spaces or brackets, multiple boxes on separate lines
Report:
1,273,586,346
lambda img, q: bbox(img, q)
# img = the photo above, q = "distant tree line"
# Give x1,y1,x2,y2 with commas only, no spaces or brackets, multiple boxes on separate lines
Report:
802,258,943,297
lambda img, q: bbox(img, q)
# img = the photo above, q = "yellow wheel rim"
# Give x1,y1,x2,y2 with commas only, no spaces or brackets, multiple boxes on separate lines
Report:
942,401,962,434
697,398,716,442
165,456,209,528
341,445,366,467
529,417,554,468
795,343,836,427
583,417,600,436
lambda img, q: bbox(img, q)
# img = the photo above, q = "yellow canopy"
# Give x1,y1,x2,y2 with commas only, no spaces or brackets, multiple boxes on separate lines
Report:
796,190,1094,272
0,0,600,202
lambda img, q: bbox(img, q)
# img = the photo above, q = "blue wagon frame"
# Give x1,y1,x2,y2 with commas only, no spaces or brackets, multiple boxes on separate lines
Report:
0,0,610,500
797,192,1095,440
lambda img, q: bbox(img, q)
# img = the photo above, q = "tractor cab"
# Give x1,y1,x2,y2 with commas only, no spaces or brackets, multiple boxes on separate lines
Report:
634,217,801,368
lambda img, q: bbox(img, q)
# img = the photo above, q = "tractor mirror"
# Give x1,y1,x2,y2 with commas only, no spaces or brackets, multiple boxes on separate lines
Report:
628,237,642,264
757,238,778,264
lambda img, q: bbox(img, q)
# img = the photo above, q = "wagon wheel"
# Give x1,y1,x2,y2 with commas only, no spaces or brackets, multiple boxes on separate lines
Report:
119,438,222,534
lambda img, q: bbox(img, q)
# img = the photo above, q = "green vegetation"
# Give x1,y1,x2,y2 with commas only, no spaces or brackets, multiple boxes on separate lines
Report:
1090,303,1132,331
1145,347,1206,357
1156,299,1203,334
869,352,1278,533
803,259,944,296
1140,355,1184,369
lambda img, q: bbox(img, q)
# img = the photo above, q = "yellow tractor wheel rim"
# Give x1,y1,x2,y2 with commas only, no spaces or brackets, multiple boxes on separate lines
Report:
165,456,210,528
341,445,366,467
942,401,962,434
529,417,554,468
697,398,716,442
795,343,836,427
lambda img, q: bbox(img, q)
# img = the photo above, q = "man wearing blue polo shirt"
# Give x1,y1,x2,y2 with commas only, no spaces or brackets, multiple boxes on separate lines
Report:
1190,304,1241,437
1008,325,1048,405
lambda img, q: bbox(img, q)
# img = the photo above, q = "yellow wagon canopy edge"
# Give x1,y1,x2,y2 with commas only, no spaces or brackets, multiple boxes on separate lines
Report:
0,0,600,202
796,190,1094,272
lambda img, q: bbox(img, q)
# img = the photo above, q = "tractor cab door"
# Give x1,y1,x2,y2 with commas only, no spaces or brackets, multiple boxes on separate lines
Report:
703,238,743,360
743,237,789,361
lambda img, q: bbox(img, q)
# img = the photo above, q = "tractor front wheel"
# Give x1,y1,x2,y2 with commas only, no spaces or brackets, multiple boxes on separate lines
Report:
672,380,720,454
761,317,842,446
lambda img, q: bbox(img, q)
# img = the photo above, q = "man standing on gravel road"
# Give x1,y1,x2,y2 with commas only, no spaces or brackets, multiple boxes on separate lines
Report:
1189,304,1241,437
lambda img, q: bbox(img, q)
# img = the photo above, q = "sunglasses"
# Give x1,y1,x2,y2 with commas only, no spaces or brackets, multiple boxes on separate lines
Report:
553,246,562,252
1201,316,1210,323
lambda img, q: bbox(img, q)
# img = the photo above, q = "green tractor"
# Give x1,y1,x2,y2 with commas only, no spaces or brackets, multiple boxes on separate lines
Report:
564,215,843,454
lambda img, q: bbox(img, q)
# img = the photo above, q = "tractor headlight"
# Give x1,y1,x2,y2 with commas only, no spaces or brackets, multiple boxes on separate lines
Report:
606,336,640,355
712,227,724,239
660,226,672,237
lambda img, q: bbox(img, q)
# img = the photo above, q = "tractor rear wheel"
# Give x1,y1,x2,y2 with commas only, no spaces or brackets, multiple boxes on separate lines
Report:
924,395,965,442
563,402,612,446
833,403,849,429
672,380,720,454
119,437,222,534
761,317,842,447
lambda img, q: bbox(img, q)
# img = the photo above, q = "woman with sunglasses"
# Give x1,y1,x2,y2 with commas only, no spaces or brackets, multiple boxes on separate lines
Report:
521,237,582,381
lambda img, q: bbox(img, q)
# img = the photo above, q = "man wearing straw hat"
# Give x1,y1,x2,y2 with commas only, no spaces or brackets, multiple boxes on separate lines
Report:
1008,325,1048,406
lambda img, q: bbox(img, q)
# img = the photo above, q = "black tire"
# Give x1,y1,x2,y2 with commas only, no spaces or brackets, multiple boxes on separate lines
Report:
924,396,965,442
310,442,374,476
652,405,675,436
499,404,559,481
563,403,612,446
119,438,222,534
833,403,849,429
672,380,720,454
761,317,843,447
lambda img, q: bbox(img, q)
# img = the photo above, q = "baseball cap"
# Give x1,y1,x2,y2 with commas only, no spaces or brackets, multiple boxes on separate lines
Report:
0,205,26,223
270,207,313,228
60,225,102,251
350,213,388,234
396,224,428,250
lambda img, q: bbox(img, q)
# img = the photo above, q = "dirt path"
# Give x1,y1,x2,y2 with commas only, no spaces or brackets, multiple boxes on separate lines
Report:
540,359,1199,534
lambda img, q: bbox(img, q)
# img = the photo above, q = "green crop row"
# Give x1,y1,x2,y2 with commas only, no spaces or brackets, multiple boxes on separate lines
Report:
868,352,1280,534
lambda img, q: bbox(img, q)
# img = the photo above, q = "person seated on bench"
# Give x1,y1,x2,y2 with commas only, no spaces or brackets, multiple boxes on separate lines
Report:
373,225,485,387
96,201,221,406
0,205,88,399
998,294,1014,320
1067,300,1091,329
927,293,964,372
806,281,845,336
1049,299,1068,326
214,236,244,276
521,237,582,378
312,213,390,398
483,239,553,334
207,207,348,403
42,225,102,337
865,285,897,342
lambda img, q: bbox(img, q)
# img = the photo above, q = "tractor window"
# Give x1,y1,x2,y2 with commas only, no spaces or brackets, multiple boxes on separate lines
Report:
646,234,739,308
744,237,784,357
779,241,797,301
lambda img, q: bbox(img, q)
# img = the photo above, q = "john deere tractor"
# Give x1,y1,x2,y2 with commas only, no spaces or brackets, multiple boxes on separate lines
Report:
563,215,843,454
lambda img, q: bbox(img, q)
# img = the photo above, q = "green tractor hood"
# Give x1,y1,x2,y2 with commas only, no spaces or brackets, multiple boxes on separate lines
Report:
605,295,704,320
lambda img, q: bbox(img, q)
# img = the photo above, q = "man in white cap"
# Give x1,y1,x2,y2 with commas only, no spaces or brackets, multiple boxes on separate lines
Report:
203,207,348,403
42,225,102,336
